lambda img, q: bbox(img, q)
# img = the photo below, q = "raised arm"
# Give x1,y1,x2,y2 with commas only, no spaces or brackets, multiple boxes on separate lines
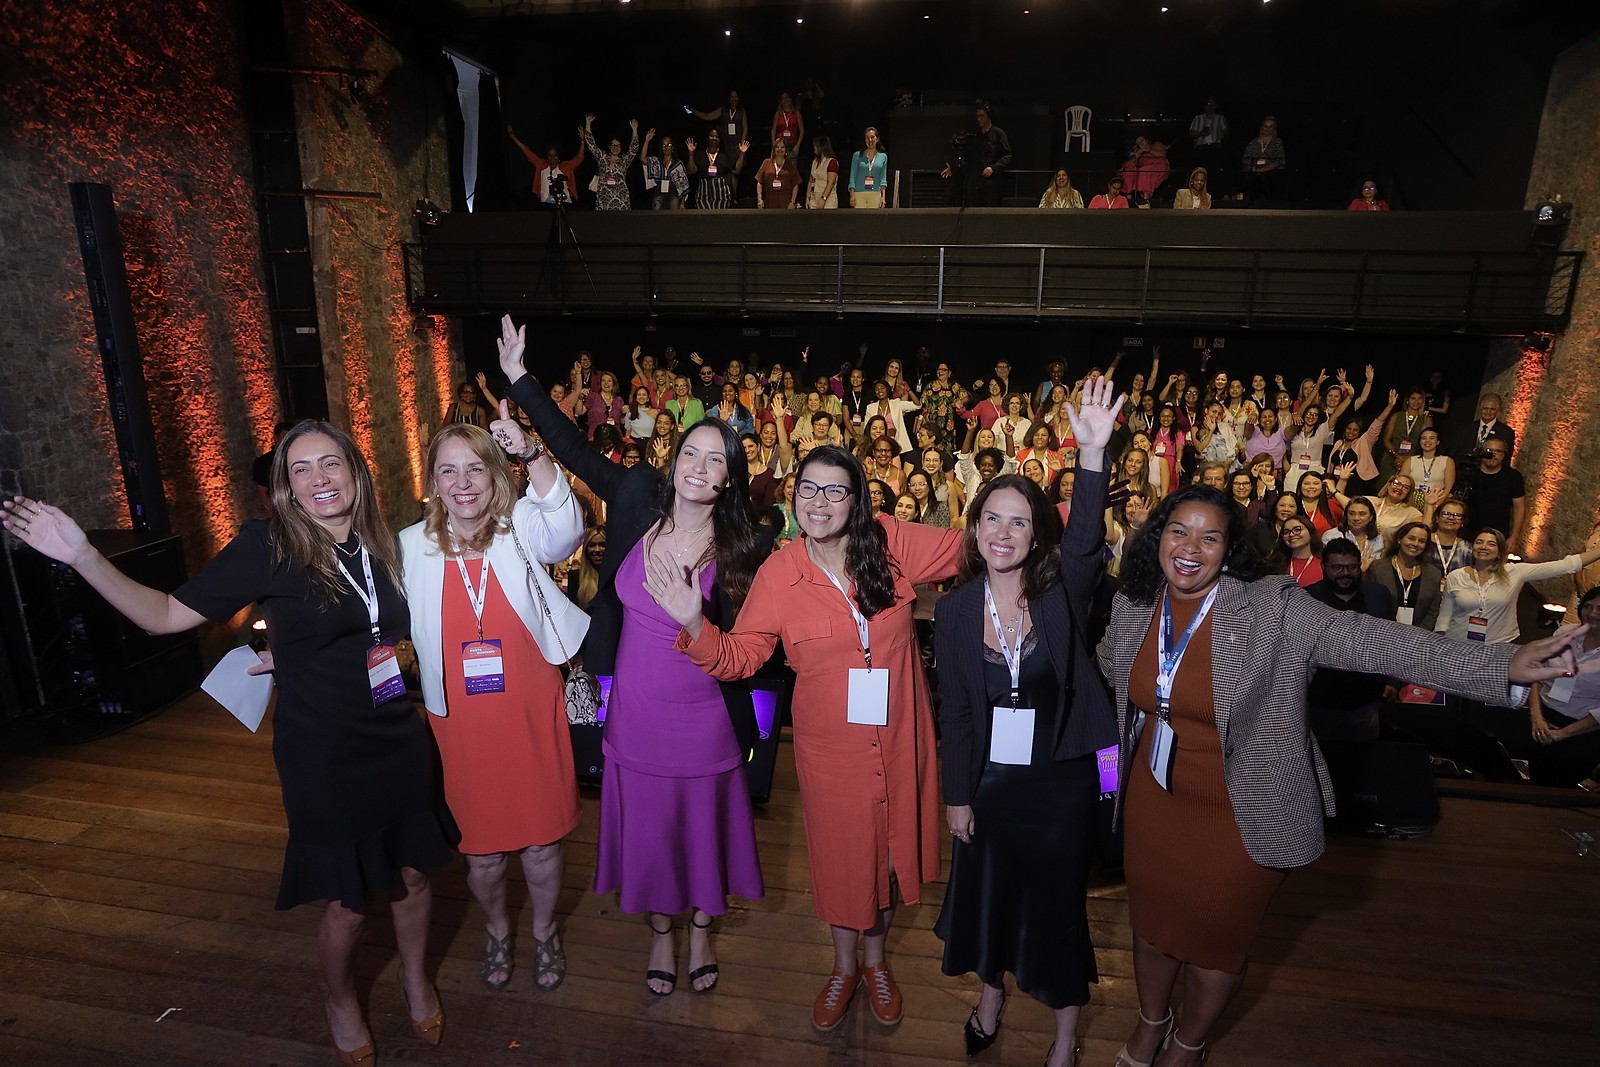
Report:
506,124,539,166
496,314,631,502
2,498,207,635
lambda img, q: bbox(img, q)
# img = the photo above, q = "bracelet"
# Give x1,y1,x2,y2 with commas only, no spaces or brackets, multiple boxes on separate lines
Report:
522,440,547,462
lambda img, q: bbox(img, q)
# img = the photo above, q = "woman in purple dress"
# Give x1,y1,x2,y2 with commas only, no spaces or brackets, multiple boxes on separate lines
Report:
497,316,770,996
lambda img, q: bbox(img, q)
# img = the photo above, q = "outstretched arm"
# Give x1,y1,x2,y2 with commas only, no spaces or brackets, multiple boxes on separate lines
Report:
2,498,206,635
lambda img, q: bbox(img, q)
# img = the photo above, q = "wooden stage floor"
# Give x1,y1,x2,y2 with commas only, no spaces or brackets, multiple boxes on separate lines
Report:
2,695,1598,1066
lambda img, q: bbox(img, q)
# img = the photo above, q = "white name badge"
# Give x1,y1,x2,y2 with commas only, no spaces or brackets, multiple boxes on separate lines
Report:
1396,607,1415,626
1148,717,1177,791
1399,439,1413,455
706,164,718,176
864,175,875,189
846,668,889,726
1256,158,1267,167
771,179,783,190
989,706,1035,765
605,175,620,186
1467,615,1490,642
727,122,737,135
462,639,506,695
659,179,672,193
1298,454,1312,471
367,644,406,706
1547,673,1579,704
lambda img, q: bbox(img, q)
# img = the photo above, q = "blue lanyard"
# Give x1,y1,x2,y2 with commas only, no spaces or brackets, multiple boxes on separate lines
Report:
1155,586,1218,716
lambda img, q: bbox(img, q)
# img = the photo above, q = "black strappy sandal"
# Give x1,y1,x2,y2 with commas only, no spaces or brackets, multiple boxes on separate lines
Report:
687,913,719,993
645,915,677,996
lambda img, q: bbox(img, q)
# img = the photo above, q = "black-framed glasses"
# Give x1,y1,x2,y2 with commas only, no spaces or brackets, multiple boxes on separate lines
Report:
796,481,851,502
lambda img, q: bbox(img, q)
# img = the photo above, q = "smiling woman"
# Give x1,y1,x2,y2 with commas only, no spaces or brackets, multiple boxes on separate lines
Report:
1096,484,1597,1067
2,420,459,1064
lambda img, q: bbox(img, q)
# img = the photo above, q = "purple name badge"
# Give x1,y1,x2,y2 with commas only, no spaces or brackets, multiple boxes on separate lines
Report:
1096,744,1120,794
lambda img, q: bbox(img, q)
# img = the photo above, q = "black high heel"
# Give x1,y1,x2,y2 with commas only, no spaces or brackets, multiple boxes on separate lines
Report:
687,913,719,993
645,915,677,996
963,995,1004,1057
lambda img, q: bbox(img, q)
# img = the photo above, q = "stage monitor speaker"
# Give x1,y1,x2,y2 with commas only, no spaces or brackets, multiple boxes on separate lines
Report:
69,181,169,536
3,530,201,741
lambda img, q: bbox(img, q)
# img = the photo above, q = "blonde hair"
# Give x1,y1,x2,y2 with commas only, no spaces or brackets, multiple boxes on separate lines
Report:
422,424,520,556
268,421,401,605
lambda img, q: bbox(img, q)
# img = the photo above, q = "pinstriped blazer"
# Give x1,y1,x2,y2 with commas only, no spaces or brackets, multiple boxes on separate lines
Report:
1097,574,1520,868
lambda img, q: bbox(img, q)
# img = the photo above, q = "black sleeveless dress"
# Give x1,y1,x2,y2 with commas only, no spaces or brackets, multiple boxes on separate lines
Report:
934,632,1099,1008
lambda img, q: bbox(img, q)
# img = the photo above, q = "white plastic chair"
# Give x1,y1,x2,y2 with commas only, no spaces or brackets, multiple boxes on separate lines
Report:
1064,105,1092,153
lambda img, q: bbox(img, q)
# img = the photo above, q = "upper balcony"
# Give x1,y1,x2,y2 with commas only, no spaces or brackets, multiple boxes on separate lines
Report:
403,208,1579,334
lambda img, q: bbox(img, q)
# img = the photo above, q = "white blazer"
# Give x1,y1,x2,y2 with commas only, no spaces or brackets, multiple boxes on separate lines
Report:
399,475,590,718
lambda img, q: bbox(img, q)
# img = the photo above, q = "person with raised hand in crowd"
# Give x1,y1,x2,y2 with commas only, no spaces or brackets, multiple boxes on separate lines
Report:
581,113,640,212
506,126,585,207
640,128,690,210
494,315,770,999
686,128,750,210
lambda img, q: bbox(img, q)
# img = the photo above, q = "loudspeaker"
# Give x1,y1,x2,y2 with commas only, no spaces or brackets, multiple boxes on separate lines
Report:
69,182,169,536
2,530,201,741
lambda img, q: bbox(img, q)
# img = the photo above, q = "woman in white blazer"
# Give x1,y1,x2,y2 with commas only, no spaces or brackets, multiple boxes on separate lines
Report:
399,420,588,995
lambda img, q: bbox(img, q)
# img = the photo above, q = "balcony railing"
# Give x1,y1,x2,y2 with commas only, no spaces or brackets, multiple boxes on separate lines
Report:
404,236,1580,333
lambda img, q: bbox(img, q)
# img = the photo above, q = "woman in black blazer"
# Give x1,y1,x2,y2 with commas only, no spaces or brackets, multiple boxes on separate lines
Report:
932,376,1122,1067
498,317,774,996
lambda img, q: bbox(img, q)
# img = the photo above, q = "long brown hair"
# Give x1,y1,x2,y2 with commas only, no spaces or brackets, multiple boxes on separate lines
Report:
649,418,765,610
268,421,401,605
422,424,520,556
795,445,899,618
957,474,1062,601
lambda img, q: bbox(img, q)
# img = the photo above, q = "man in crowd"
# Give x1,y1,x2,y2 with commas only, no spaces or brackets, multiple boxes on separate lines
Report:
1455,439,1526,550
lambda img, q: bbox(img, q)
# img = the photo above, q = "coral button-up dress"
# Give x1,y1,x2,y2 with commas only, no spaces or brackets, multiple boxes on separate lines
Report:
680,517,964,928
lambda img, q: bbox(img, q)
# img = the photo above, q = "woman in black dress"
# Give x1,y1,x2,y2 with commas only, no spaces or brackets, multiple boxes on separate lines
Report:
933,376,1122,1067
3,422,457,1067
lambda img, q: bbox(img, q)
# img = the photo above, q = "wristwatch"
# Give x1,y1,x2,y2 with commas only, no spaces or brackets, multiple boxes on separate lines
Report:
522,438,547,463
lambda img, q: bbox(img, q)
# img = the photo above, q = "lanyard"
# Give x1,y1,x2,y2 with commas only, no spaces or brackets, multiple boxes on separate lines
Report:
1156,586,1218,716
1438,539,1460,572
451,550,493,641
809,542,872,668
983,580,1023,705
1397,571,1417,607
335,540,382,644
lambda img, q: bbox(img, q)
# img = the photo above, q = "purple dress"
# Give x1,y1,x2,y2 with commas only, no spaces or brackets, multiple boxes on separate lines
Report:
594,541,764,915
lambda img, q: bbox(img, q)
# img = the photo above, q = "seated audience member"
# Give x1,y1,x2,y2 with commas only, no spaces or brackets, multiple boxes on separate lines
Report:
1039,169,1084,209
1304,537,1396,742
1240,115,1286,201
507,126,585,206
1367,522,1443,631
1348,179,1389,211
1119,137,1170,205
1188,98,1229,150
1274,512,1324,587
1173,167,1212,210
1324,496,1385,571
1088,176,1130,210
1529,588,1600,788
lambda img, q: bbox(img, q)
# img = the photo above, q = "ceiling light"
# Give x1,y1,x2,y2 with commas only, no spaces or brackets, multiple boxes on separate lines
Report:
796,17,803,25
723,28,732,36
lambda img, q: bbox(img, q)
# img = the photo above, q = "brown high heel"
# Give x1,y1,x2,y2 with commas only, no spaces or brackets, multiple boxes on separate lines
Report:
325,998,375,1067
399,968,444,1046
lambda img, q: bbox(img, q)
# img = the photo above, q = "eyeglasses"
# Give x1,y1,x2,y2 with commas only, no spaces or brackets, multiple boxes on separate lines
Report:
796,481,851,502
1439,511,1465,520
1324,562,1362,573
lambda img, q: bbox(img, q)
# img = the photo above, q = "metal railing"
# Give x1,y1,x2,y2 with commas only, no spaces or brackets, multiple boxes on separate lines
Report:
404,238,1581,333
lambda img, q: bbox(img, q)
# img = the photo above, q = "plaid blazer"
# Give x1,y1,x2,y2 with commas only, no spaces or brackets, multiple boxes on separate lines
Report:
1098,574,1520,868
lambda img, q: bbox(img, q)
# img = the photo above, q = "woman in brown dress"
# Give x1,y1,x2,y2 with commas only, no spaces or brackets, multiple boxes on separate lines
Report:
1098,484,1596,1066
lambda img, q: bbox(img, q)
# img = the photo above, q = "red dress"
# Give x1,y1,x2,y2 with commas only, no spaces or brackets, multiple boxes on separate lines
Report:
682,518,964,928
430,560,580,854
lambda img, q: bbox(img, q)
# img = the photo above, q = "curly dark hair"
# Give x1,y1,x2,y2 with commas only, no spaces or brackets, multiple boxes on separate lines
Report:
1119,484,1270,603
956,475,1062,601
651,417,764,610
795,445,900,618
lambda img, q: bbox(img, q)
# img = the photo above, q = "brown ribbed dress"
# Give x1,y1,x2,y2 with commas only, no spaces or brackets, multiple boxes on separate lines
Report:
1125,596,1287,973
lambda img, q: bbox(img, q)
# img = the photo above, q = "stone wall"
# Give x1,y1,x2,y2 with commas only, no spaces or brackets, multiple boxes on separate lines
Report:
288,0,459,531
0,0,460,570
1484,28,1600,563
0,1,277,562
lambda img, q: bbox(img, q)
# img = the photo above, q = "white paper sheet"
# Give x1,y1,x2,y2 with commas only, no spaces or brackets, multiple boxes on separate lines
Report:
201,645,274,733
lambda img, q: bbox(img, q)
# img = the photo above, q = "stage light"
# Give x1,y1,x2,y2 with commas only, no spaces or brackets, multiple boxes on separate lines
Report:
796,17,803,24
723,28,732,37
